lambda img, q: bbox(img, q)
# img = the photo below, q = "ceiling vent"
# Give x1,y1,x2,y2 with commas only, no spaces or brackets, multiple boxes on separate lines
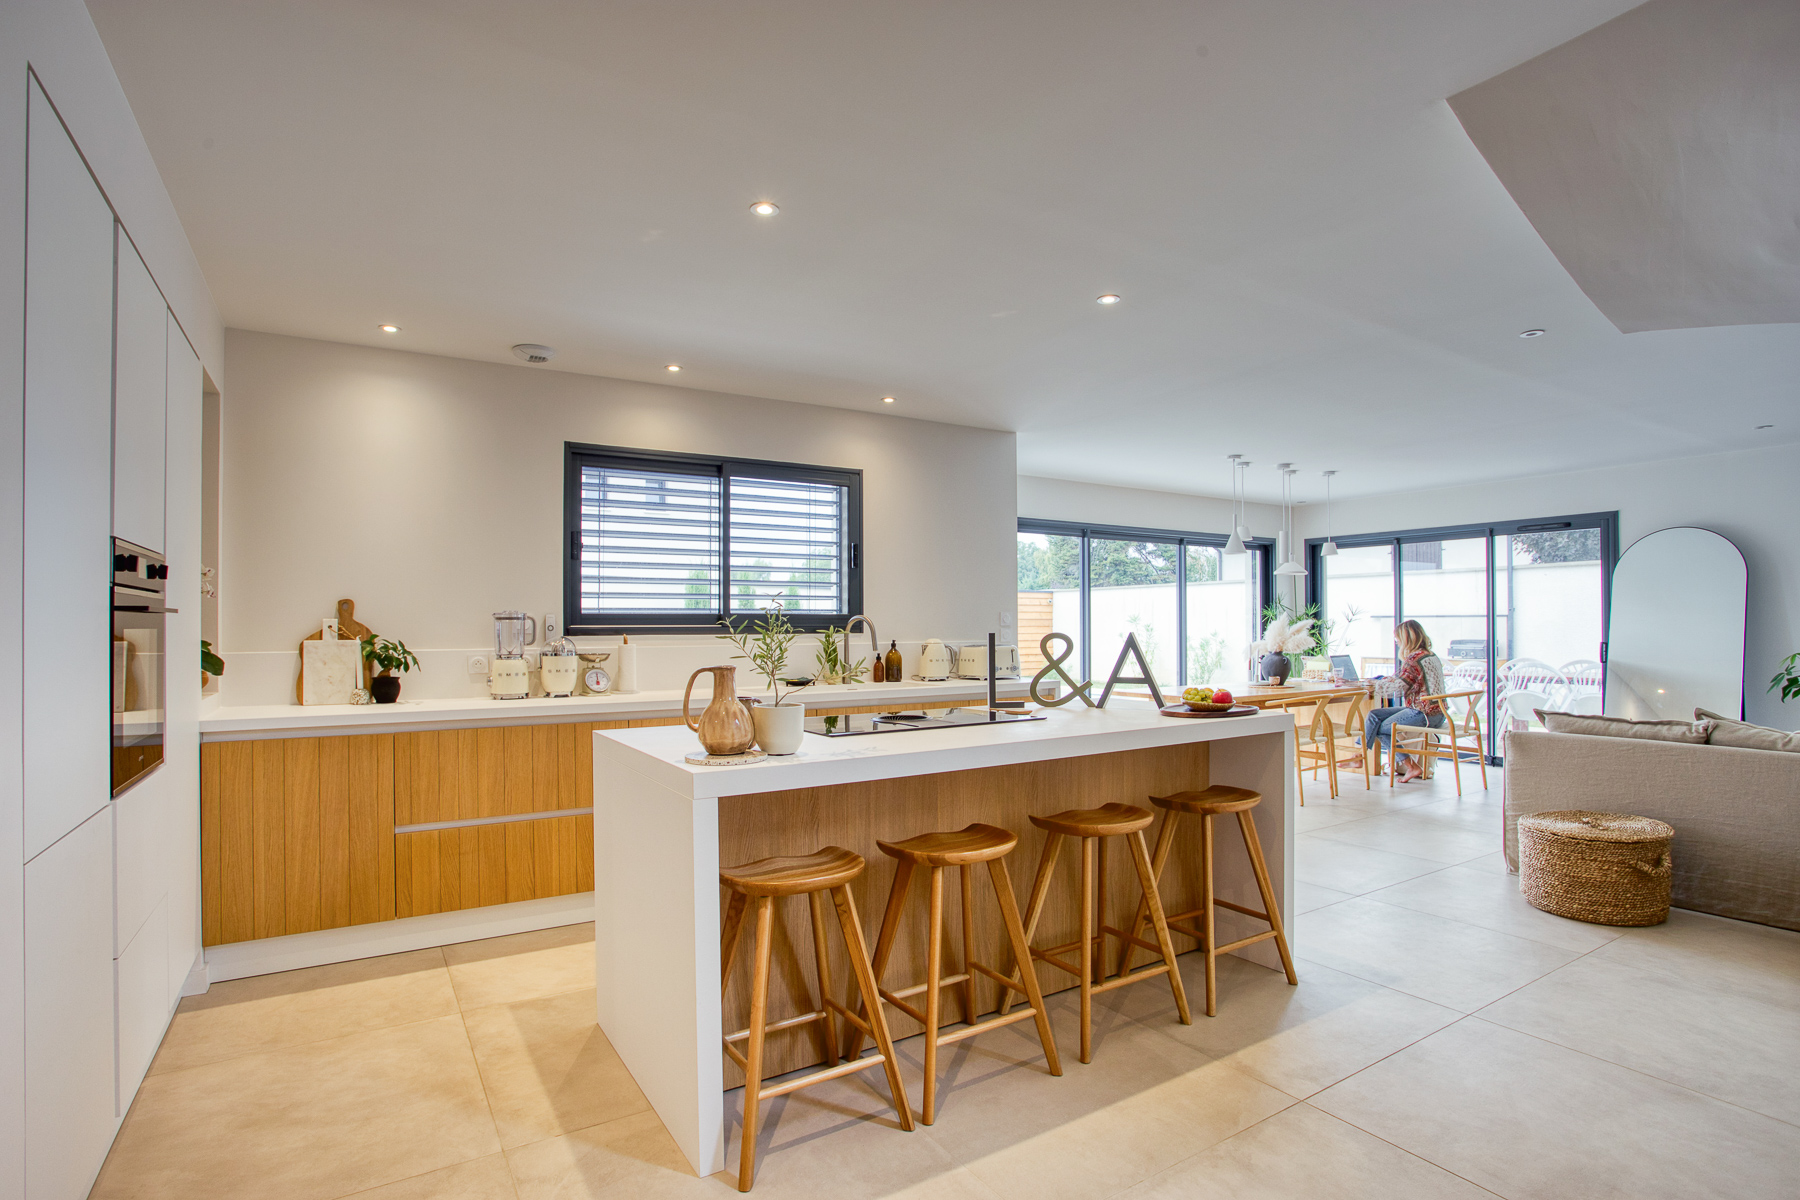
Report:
512,343,557,364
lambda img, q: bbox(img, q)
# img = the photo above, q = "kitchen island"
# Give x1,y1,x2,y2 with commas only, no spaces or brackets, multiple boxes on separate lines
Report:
592,702,1296,1175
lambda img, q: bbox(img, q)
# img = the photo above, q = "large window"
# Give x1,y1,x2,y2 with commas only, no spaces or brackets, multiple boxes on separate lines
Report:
1308,513,1614,759
564,444,862,633
1018,521,1269,688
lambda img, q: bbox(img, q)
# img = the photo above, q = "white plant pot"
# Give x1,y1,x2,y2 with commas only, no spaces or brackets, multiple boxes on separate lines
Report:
752,702,806,756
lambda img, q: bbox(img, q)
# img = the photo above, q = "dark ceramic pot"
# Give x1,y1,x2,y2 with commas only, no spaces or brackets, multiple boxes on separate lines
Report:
371,674,402,704
1259,652,1292,685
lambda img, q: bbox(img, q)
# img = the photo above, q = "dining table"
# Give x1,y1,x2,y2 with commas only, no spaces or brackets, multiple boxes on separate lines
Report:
1217,680,1369,709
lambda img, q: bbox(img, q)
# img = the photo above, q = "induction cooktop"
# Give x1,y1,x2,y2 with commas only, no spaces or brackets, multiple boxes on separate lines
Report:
803,707,1046,737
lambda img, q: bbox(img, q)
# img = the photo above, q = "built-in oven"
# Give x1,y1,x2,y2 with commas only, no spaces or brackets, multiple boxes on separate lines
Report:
113,537,174,795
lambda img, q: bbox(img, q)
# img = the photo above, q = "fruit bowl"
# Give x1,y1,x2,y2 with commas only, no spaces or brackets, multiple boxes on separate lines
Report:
1184,700,1235,712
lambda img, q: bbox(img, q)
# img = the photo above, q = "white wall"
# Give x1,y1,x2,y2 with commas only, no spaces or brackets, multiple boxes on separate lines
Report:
1294,443,1800,728
0,2,223,1194
1018,475,1281,539
218,331,1018,702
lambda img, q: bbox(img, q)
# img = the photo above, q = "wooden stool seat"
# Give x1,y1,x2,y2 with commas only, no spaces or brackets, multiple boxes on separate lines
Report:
1152,785,1261,816
1001,804,1190,1063
720,847,913,1190
845,823,1060,1124
878,822,1017,867
1029,802,1154,838
720,847,865,896
1121,786,1297,1017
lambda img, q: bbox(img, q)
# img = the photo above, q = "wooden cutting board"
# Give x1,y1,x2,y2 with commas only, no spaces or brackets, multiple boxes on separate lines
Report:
296,598,375,703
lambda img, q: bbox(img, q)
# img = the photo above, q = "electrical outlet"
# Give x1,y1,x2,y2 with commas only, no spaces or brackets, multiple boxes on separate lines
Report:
544,612,559,643
524,651,539,669
999,610,1014,628
468,655,488,675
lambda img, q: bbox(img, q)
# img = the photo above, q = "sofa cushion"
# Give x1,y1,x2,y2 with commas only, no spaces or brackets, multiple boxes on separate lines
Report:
1534,710,1712,743
1694,708,1800,754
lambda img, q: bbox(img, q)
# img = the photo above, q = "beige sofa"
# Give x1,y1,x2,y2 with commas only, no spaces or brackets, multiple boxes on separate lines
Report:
1504,730,1800,931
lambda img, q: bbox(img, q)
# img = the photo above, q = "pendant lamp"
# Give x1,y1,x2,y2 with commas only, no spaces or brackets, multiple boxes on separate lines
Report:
1321,469,1339,557
1223,454,1245,555
1274,464,1306,576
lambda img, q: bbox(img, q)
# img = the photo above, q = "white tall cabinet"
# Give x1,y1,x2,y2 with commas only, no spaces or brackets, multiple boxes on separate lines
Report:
22,76,203,1199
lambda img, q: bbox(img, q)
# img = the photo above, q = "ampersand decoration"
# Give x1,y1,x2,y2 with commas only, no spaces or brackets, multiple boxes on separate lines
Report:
1029,632,1095,707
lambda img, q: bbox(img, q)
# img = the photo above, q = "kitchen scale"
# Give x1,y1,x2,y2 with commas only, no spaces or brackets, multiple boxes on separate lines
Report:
804,707,1045,737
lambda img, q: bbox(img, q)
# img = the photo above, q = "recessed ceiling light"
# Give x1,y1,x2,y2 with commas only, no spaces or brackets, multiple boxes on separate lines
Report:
881,396,896,404
1097,294,1122,305
750,201,779,216
666,364,682,372
378,324,400,333
1519,328,1546,338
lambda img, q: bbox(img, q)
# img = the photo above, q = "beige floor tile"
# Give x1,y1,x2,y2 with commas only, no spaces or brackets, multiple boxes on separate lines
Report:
344,1154,518,1200
1315,1017,1800,1199
1401,794,1505,828
444,923,595,1009
1368,861,1624,953
1295,836,1447,895
1115,1100,1494,1199
1297,897,1580,1012
150,948,457,1074
918,1016,1293,1200
1452,850,1510,875
1309,813,1497,866
1480,953,1800,1125
1295,803,1372,833
1588,908,1800,1007
463,987,652,1147
92,1015,499,1200
507,1110,715,1200
1126,956,1461,1099
1296,880,1356,913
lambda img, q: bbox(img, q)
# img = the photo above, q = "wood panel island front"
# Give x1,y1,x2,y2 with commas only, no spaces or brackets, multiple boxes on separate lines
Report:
592,703,1296,1176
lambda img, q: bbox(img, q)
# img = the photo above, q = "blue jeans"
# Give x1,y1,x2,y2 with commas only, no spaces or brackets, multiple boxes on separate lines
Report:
1365,707,1446,763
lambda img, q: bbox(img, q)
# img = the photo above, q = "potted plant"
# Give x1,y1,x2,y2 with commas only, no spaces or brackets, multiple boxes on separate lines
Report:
201,640,225,689
814,625,869,685
1773,653,1800,704
360,636,420,703
1250,612,1317,685
718,602,810,754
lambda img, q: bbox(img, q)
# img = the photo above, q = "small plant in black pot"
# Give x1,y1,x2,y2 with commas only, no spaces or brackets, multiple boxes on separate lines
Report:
361,636,420,703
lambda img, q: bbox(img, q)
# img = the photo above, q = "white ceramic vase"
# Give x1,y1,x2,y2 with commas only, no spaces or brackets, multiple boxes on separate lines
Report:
752,702,806,755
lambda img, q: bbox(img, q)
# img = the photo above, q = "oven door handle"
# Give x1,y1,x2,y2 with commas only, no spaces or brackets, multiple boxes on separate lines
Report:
113,604,179,614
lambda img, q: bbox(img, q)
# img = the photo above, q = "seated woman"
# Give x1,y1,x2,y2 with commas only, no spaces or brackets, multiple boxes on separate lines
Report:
1362,620,1447,784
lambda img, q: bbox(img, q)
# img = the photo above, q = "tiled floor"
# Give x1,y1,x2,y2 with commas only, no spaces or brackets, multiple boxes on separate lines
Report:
93,766,1800,1199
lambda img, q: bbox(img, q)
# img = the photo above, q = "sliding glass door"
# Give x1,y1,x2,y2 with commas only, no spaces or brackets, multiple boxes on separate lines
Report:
1020,520,1270,689
1309,513,1615,762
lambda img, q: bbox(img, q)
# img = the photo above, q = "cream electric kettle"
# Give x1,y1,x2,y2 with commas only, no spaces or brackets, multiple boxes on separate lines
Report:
917,639,952,680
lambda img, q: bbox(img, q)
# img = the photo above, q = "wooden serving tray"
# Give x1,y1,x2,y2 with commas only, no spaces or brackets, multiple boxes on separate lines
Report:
1159,704,1259,719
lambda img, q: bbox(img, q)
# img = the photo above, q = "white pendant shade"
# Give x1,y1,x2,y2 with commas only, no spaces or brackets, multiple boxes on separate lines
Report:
1223,454,1246,555
1276,467,1306,577
1321,540,1339,557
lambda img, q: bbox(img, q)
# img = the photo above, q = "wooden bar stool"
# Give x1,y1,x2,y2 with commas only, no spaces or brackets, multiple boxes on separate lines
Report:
998,803,1191,1063
720,847,914,1192
840,823,1062,1124
1118,786,1297,1017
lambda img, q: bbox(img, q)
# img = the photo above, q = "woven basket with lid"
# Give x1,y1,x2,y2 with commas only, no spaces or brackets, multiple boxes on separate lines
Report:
1517,810,1674,926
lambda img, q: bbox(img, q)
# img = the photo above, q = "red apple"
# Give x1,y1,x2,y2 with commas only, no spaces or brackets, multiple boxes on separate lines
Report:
1211,689,1234,705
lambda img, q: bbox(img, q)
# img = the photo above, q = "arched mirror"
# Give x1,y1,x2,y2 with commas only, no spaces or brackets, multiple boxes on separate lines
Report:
1605,527,1746,720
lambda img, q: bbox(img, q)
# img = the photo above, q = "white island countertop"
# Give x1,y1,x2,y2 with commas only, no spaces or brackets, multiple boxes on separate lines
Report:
597,702,1293,799
198,677,1030,740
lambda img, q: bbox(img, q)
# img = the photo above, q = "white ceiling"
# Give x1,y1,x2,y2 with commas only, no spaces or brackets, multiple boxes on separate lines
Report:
88,0,1800,502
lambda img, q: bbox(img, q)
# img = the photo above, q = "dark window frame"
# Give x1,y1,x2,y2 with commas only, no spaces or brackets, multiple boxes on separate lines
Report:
1304,510,1618,764
1018,518,1274,685
563,442,863,634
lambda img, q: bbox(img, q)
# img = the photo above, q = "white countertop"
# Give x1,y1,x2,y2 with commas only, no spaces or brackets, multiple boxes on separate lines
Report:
198,677,1030,739
595,702,1292,800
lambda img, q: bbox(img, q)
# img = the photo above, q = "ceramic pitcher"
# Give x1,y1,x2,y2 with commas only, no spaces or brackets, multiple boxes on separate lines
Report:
683,666,756,756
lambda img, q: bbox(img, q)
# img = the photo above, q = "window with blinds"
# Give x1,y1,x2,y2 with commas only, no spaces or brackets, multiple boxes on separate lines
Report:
564,445,861,631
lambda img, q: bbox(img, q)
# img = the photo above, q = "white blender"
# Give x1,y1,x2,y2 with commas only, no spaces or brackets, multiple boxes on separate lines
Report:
488,611,537,700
